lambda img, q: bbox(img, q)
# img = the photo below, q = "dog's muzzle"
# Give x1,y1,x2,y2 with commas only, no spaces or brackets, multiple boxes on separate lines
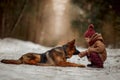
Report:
73,49,80,55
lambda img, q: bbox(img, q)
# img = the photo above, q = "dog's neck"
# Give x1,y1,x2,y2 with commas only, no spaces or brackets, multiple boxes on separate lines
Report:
62,45,69,59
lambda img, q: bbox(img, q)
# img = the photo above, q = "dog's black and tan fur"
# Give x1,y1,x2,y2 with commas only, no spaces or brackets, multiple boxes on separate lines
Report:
1,39,85,67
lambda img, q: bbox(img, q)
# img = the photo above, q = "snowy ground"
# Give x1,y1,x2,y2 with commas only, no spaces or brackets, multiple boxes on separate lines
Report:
0,38,120,80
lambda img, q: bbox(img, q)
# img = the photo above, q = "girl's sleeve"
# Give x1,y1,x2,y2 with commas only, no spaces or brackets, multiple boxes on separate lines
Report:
88,41,105,53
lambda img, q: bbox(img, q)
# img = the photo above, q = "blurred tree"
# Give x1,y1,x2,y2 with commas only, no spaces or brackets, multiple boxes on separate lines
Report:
71,0,120,48
0,0,76,46
0,0,27,39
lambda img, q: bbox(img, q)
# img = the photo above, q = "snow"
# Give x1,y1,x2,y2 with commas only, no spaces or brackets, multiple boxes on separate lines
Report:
0,38,120,80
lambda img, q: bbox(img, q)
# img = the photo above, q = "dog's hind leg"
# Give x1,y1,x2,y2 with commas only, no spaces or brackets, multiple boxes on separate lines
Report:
36,52,55,66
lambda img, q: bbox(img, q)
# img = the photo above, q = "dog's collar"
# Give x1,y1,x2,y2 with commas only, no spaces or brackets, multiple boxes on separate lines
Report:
63,45,69,59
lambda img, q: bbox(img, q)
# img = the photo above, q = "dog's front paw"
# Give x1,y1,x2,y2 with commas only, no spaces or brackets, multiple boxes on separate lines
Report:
78,64,86,68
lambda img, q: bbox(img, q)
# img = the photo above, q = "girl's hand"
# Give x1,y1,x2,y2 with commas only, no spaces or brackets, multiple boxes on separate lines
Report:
88,47,95,53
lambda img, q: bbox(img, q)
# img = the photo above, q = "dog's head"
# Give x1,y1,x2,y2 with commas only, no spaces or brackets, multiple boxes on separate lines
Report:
63,39,80,58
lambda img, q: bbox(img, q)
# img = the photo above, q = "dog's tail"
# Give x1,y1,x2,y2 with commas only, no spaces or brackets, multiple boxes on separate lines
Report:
1,59,22,64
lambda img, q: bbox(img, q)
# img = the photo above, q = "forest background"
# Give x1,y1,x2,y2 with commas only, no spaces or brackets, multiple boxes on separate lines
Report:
0,0,120,48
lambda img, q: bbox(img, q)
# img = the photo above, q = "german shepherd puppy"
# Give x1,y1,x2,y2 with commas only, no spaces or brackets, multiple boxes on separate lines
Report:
1,39,85,67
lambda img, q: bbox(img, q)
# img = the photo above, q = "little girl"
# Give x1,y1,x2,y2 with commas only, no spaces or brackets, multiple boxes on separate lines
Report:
79,24,107,68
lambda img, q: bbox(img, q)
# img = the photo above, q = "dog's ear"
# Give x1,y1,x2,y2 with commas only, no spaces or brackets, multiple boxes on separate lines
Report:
68,39,75,47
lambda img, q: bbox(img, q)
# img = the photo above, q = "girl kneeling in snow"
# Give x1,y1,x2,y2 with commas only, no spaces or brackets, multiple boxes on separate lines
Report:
79,24,107,68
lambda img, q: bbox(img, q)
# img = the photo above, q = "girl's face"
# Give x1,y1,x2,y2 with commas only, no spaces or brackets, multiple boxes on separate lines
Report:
85,37,90,43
